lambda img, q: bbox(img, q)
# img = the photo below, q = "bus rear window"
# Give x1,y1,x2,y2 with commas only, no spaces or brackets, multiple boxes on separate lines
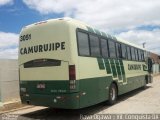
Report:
24,59,61,68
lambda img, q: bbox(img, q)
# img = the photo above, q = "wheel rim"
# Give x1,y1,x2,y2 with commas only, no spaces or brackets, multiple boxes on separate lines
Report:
110,87,116,100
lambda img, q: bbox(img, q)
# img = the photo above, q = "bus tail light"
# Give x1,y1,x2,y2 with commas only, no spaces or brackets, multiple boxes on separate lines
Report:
69,65,76,89
69,65,76,80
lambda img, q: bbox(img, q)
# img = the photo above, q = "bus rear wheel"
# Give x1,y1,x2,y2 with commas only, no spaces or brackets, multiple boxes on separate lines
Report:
108,83,117,105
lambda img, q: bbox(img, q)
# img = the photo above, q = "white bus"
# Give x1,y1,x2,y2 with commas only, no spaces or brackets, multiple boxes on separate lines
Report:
19,18,152,109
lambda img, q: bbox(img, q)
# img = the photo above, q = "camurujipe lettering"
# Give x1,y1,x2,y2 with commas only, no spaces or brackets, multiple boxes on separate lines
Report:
20,42,65,55
128,64,141,70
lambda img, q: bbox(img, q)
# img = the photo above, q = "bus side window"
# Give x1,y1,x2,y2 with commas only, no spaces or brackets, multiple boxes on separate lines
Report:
100,38,109,58
141,50,144,61
127,46,131,60
116,42,122,58
138,49,142,61
77,32,90,56
108,40,116,58
135,48,139,61
89,34,101,57
121,44,127,59
131,47,136,60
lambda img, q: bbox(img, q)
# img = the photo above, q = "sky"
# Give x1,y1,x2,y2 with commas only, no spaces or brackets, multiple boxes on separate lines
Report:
0,0,160,59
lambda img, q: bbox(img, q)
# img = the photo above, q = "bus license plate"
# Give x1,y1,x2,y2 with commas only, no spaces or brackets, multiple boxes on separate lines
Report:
37,83,45,89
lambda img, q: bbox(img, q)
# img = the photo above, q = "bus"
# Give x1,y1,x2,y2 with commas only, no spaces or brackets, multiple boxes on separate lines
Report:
19,17,152,109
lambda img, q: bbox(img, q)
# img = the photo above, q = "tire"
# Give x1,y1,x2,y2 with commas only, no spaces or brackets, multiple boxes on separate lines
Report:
108,83,117,105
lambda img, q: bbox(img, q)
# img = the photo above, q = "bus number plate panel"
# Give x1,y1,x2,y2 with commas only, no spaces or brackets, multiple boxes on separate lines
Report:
37,83,45,89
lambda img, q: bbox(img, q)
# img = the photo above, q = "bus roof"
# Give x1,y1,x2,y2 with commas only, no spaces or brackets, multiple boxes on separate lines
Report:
23,17,146,51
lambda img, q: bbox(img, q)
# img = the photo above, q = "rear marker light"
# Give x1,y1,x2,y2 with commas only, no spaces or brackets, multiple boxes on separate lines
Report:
69,80,76,84
70,85,75,89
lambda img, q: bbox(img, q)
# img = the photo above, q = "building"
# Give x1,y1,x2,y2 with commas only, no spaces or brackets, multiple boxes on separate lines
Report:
0,59,20,106
149,52,160,74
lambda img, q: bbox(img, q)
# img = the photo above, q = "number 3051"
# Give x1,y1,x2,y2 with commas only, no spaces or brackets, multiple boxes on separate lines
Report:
20,34,31,41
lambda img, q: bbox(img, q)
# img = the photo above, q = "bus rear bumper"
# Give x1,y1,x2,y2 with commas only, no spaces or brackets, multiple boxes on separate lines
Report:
20,93,80,109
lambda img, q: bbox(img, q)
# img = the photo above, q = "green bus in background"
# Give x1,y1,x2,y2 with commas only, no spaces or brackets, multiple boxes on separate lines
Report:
19,18,152,109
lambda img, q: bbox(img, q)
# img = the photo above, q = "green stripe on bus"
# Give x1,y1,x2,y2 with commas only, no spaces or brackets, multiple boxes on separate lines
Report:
110,59,117,78
97,58,105,70
107,34,112,39
86,26,94,33
94,29,101,35
119,60,126,83
101,32,107,38
115,60,122,80
104,59,112,74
